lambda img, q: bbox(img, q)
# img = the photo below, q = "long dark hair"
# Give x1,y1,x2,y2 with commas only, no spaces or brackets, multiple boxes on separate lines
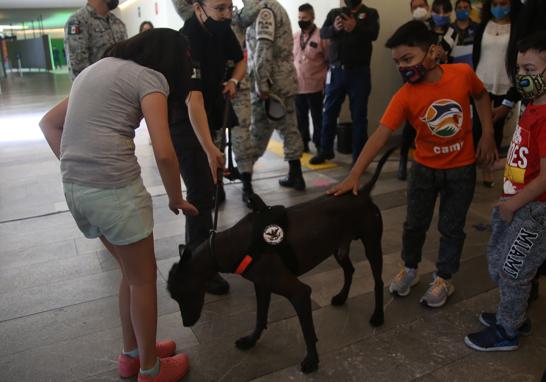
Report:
103,28,192,103
479,0,522,27
506,0,546,80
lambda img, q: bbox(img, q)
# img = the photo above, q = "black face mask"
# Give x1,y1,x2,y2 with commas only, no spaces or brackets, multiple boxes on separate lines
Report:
107,0,119,11
298,20,312,30
202,7,232,35
344,0,361,9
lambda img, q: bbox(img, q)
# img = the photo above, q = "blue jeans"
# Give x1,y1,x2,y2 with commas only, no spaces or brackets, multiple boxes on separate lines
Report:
320,66,371,162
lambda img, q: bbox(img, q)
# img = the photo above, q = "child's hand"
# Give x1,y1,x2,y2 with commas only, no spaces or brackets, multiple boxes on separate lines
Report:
476,133,499,167
496,200,515,223
327,174,360,196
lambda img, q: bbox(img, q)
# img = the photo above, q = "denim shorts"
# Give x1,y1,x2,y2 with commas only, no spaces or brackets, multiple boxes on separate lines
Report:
63,177,153,246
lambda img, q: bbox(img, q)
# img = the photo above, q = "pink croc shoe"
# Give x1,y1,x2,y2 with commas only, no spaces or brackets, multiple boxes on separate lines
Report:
138,353,190,382
118,340,177,378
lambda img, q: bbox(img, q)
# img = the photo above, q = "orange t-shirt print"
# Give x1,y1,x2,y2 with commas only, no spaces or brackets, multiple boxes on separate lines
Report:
380,64,485,169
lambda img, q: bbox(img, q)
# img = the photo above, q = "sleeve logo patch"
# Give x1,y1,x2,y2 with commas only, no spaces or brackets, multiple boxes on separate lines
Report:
68,23,81,35
256,8,275,41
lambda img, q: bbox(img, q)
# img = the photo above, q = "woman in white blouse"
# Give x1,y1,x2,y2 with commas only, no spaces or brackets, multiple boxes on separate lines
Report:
473,0,522,187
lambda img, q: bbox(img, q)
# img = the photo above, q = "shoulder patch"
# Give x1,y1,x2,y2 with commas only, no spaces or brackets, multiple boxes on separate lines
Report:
67,22,81,35
358,12,367,20
256,8,275,41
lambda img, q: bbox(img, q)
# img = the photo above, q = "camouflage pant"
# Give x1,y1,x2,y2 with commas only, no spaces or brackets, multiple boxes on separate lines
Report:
230,88,255,173
250,92,303,163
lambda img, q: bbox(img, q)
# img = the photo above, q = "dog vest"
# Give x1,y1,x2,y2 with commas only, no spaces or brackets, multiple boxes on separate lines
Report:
234,196,298,275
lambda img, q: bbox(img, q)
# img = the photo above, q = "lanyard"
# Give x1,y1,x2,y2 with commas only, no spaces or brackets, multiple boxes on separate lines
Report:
300,25,316,51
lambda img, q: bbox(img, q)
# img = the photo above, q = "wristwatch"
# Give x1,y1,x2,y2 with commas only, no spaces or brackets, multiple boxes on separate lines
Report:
228,78,240,87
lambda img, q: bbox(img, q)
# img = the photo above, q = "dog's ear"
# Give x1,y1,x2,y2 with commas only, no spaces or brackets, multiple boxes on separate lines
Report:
179,244,192,264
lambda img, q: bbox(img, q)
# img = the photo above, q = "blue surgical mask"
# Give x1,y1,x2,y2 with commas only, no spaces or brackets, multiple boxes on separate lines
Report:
491,5,511,20
432,14,451,27
456,9,470,21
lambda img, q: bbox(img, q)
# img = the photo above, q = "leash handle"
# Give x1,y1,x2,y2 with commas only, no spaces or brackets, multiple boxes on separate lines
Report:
212,168,223,232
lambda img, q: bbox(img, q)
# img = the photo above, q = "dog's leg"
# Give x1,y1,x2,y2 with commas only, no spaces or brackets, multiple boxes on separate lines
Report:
331,242,355,306
272,275,319,374
235,284,271,350
362,205,385,327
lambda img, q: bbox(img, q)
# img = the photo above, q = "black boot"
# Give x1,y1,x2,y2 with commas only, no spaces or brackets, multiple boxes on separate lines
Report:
279,159,306,190
240,172,255,208
397,154,408,181
206,272,230,295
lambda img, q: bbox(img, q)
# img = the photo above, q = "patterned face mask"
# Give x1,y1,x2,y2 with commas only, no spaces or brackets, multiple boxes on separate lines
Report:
516,68,546,100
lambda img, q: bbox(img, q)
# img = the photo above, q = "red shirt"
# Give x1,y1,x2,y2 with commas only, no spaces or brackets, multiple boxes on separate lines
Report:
503,103,546,201
380,64,485,169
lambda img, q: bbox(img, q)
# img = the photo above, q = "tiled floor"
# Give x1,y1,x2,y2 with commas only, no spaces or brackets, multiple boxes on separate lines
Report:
0,73,544,381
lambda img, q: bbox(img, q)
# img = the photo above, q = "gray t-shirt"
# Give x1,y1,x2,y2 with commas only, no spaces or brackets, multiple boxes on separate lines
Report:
60,57,169,187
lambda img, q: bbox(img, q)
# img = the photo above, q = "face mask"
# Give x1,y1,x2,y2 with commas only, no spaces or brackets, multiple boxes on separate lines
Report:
515,68,546,100
412,7,429,21
201,6,232,35
298,20,312,30
107,0,119,11
491,5,511,19
432,14,451,27
344,0,362,9
456,9,470,21
399,48,431,84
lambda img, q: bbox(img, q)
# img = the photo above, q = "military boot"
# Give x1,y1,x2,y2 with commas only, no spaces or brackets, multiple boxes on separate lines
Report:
279,159,306,191
240,172,255,208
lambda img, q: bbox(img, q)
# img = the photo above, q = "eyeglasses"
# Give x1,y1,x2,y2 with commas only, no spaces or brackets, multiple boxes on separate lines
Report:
203,3,235,15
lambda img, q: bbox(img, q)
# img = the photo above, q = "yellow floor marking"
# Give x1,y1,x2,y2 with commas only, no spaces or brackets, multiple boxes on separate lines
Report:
266,139,337,170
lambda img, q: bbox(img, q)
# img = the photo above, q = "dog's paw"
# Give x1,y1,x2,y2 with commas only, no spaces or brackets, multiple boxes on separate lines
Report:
235,335,257,350
300,356,319,374
369,311,384,327
330,293,348,306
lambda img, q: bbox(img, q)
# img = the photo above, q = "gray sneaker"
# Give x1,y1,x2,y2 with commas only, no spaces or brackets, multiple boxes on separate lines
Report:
389,267,419,296
420,275,454,308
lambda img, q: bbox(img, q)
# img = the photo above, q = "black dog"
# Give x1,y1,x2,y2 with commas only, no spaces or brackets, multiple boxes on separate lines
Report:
167,148,395,373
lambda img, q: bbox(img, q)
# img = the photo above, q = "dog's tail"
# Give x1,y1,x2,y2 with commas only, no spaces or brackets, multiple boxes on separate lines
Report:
360,145,398,195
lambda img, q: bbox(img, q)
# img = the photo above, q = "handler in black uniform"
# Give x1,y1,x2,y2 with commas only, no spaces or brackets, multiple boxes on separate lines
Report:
169,0,246,295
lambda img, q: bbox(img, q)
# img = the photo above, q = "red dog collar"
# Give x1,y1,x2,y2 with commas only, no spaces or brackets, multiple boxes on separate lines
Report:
235,255,253,275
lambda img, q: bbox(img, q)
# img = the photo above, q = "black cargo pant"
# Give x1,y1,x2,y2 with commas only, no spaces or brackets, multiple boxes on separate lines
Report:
176,143,214,251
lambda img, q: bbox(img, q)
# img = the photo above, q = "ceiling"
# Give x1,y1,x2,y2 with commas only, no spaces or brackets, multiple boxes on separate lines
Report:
0,1,129,30
0,1,86,8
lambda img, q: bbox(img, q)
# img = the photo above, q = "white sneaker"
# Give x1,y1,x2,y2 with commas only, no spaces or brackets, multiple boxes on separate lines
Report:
389,267,419,297
420,275,454,308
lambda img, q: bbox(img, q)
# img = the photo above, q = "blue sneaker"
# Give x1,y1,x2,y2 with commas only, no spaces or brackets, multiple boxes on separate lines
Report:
479,312,532,336
464,324,519,352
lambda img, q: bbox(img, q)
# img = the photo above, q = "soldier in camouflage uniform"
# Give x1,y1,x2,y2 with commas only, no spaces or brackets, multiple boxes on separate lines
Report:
245,0,306,191
64,0,127,80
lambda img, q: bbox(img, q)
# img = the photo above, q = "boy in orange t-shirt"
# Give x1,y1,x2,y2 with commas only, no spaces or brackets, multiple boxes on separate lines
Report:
329,20,498,308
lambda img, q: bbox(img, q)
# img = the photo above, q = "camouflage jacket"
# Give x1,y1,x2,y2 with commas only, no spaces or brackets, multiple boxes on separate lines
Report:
246,0,298,97
64,4,127,80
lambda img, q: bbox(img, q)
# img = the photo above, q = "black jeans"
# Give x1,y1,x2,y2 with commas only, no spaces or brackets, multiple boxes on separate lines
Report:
295,91,323,148
402,162,476,279
176,147,214,251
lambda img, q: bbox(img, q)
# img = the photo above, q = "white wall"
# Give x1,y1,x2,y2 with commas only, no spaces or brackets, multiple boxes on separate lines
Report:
118,0,183,37
277,0,340,32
